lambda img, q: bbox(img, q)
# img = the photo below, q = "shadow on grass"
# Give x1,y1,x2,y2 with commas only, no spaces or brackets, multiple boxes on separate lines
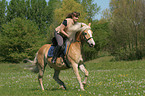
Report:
30,87,67,91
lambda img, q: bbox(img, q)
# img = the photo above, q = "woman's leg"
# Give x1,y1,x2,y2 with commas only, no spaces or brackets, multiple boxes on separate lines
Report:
51,31,63,63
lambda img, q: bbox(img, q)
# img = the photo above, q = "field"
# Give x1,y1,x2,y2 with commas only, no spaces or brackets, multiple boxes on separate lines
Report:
0,56,145,96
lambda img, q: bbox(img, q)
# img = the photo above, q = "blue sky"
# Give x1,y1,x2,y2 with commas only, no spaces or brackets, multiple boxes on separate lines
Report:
93,0,110,20
6,0,110,20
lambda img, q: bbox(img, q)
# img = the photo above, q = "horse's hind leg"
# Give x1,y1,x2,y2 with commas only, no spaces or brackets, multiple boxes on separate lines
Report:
38,61,47,90
53,70,66,90
79,64,89,85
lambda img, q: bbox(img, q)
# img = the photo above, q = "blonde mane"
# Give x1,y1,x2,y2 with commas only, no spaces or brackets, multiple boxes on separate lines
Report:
67,23,91,42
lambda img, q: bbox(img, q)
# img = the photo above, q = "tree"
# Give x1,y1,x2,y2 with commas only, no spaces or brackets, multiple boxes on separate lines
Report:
81,0,100,22
99,8,112,23
0,18,43,63
7,0,27,21
0,0,8,30
54,0,88,23
47,0,62,26
108,0,145,60
27,0,49,34
7,0,50,35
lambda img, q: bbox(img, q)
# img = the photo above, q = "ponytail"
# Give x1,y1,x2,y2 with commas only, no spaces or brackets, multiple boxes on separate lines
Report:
66,12,80,18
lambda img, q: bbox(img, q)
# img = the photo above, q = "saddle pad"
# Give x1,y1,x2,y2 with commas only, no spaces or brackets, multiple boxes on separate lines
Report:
48,45,55,57
47,43,67,57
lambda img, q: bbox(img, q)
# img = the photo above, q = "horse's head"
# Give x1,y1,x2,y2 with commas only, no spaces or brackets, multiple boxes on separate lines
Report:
81,23,95,47
68,22,95,47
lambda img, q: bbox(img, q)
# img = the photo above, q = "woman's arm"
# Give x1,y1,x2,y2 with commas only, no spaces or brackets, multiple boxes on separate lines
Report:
60,23,70,38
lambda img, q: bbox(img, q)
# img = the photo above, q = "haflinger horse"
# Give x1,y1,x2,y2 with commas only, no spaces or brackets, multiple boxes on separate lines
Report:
24,22,95,91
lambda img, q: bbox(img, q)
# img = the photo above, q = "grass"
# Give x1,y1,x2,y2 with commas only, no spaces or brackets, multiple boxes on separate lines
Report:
0,56,145,96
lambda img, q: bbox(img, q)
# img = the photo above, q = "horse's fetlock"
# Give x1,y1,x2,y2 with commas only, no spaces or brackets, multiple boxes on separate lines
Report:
85,73,89,77
53,76,58,80
38,75,43,79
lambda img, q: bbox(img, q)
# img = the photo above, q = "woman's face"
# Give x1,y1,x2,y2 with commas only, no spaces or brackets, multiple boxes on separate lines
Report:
72,15,79,23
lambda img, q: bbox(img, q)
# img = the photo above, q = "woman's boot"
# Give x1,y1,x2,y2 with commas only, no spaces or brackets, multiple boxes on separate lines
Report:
51,46,61,64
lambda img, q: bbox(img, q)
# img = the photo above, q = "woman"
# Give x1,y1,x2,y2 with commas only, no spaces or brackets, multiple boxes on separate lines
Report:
51,12,80,64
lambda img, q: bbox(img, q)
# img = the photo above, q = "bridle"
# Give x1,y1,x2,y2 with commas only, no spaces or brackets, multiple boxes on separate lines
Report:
82,32,93,42
82,29,93,42
75,28,93,43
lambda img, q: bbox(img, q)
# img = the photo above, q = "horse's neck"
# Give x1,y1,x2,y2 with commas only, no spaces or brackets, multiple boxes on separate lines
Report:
68,41,82,56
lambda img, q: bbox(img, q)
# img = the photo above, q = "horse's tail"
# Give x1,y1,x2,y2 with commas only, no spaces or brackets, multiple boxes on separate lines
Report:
23,52,39,73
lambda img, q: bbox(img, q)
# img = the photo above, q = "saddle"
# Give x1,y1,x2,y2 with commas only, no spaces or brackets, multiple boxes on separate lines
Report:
47,37,67,57
47,37,71,68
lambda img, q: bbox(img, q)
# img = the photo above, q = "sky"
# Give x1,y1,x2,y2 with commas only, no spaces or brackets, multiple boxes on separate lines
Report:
6,0,110,20
93,0,110,20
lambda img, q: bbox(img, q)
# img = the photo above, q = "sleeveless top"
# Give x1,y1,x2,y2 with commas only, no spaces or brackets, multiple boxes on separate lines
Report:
55,18,74,34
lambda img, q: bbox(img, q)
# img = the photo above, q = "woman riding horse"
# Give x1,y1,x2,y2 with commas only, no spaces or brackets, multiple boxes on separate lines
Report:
24,15,95,91
51,12,80,64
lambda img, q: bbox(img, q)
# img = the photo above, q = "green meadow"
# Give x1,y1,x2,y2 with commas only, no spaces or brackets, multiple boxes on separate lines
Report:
0,56,145,96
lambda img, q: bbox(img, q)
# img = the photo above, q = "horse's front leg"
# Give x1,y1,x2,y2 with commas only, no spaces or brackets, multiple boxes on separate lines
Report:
53,70,66,90
79,64,88,86
72,63,85,91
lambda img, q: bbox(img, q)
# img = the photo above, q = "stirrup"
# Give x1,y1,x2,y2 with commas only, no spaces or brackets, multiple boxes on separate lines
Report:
51,58,56,64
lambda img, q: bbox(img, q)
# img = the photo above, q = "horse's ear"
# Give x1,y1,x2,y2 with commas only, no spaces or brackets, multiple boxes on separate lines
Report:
88,23,91,27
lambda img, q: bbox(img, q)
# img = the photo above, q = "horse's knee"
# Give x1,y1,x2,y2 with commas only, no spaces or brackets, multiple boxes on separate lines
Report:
38,70,44,79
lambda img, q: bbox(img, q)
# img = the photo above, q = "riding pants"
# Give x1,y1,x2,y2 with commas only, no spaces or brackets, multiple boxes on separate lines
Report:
54,30,64,46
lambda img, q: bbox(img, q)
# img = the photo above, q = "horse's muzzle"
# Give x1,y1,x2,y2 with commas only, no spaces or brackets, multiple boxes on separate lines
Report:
89,43,95,47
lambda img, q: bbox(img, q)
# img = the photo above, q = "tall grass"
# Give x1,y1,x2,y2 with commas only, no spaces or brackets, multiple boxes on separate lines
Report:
0,56,145,96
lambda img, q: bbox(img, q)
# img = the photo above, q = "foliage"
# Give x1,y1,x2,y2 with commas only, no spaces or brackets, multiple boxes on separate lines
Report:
0,0,102,63
47,0,62,26
26,0,49,34
100,8,112,22
54,0,88,24
0,18,44,63
82,43,98,61
6,0,52,35
7,0,27,21
92,21,111,51
2,0,144,62
81,0,100,22
0,0,8,30
108,0,145,60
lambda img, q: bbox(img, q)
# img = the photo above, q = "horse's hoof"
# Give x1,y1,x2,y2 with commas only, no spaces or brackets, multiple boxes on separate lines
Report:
60,85,66,90
82,82,86,87
82,82,86,85
81,88,85,91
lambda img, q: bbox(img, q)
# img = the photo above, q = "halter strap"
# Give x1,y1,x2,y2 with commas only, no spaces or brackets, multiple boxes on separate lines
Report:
82,31,93,42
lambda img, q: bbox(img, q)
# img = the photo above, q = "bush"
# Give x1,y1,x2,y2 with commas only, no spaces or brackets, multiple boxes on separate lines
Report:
113,48,143,61
82,43,98,61
0,18,44,63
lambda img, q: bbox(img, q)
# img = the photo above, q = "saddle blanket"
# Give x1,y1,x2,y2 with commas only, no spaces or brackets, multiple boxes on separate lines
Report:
47,44,67,57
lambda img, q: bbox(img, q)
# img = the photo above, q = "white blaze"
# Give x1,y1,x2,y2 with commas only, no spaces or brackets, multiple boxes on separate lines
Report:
87,30,95,46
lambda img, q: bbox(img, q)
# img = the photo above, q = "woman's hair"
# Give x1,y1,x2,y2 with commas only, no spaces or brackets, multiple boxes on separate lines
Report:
66,12,80,18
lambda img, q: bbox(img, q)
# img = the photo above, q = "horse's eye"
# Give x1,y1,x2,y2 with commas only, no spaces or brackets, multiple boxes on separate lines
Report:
84,33,87,35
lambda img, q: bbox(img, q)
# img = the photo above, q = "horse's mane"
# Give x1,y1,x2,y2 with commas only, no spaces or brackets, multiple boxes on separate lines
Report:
67,22,91,42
